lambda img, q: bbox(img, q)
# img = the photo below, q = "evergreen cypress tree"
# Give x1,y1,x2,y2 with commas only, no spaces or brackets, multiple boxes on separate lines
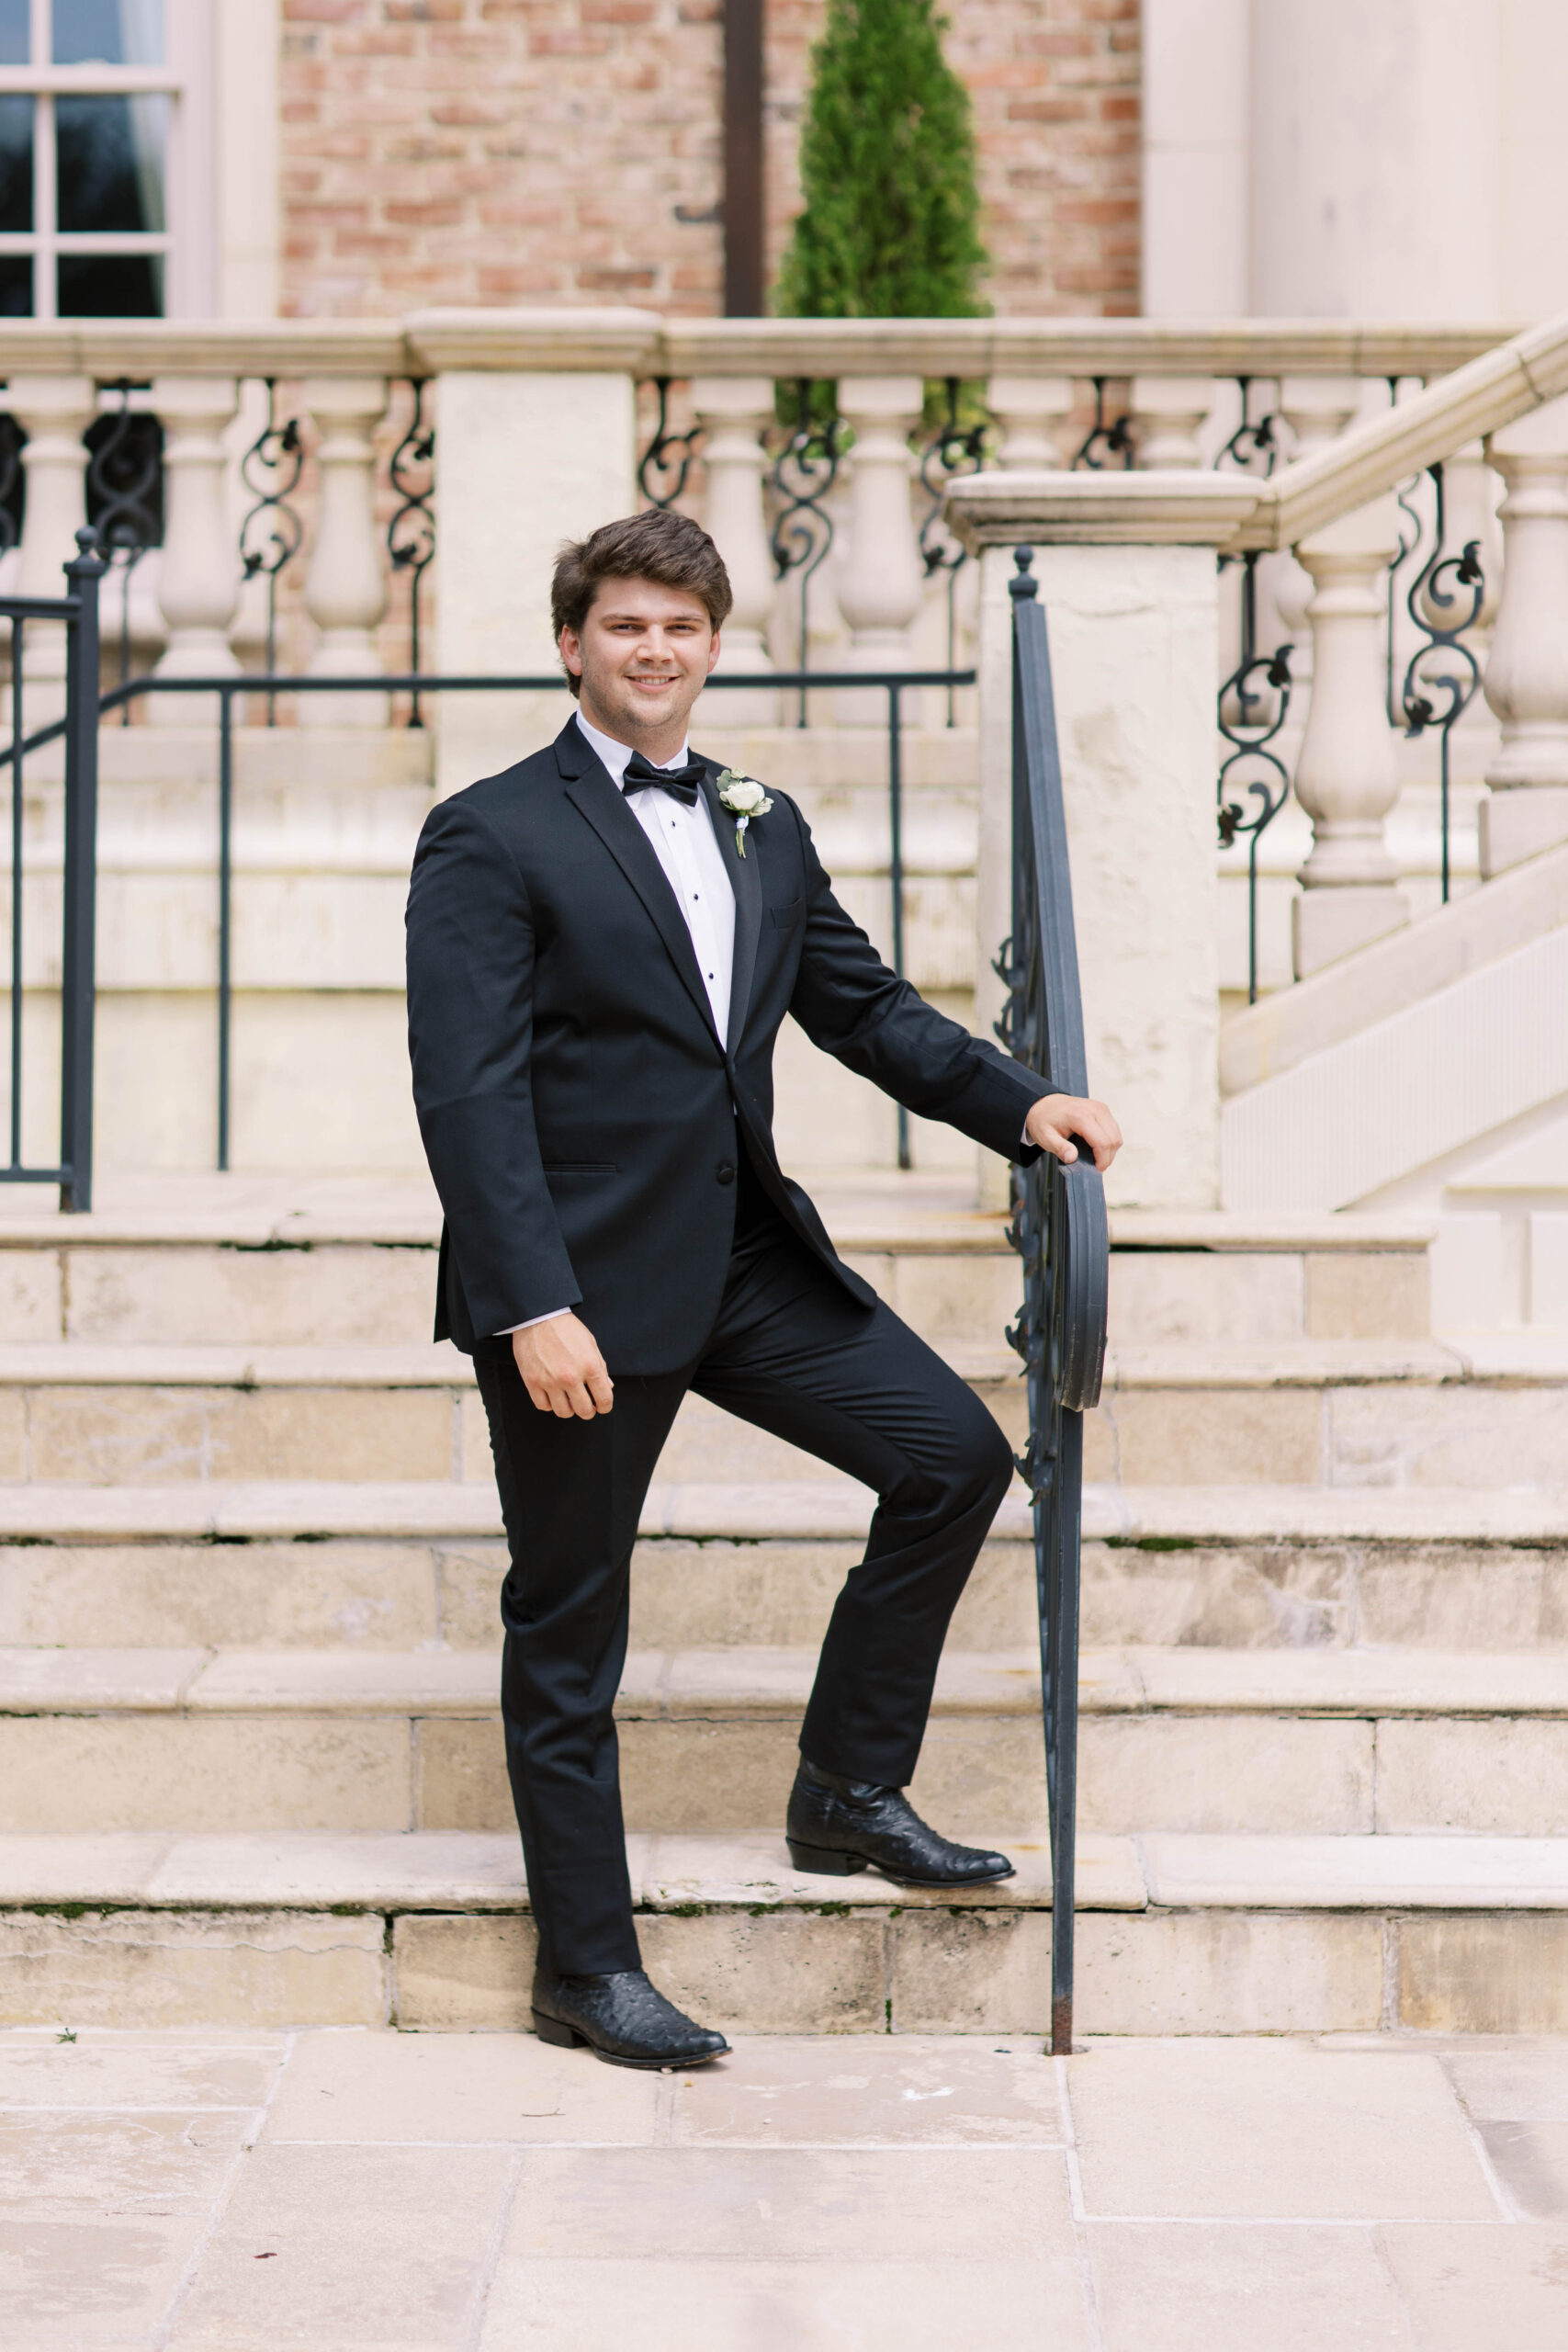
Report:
775,0,988,319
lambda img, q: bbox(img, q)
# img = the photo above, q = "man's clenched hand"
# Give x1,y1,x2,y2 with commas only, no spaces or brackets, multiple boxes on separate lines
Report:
513,1312,615,1419
1024,1092,1123,1172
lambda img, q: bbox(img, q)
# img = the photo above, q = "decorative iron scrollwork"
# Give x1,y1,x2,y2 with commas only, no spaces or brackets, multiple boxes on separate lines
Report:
918,376,987,724
769,379,844,725
1216,376,1279,476
85,380,164,702
1216,549,1293,1005
388,378,435,727
239,379,306,708
1073,377,1133,471
1398,460,1483,905
637,378,702,511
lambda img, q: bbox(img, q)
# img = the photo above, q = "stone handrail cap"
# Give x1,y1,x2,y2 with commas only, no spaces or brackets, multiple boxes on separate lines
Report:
943,469,1265,551
658,315,1519,383
404,306,663,373
0,317,410,377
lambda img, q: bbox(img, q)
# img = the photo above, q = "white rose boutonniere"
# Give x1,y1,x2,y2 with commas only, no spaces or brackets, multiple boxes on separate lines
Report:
716,769,773,859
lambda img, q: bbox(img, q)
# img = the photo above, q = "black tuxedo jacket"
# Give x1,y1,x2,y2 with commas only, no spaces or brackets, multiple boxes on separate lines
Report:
405,718,1051,1371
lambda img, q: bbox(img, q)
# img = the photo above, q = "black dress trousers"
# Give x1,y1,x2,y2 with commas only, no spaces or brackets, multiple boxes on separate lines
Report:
472,1145,1017,1978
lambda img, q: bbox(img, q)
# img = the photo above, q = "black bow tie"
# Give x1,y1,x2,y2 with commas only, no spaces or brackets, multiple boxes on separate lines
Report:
621,751,706,807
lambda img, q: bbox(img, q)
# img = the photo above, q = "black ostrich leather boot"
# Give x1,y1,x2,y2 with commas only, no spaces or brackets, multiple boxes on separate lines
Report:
531,1967,729,2070
786,1757,1015,1888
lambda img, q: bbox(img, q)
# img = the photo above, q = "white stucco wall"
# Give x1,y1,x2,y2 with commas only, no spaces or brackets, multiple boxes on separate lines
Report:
1144,0,1568,322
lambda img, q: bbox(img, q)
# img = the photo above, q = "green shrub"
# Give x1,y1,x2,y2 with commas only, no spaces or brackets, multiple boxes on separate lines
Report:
775,0,988,320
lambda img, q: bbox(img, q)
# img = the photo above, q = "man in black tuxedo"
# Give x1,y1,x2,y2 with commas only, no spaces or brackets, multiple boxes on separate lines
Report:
406,509,1121,2069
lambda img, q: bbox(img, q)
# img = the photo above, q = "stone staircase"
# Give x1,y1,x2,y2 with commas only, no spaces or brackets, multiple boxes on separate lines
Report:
2,1171,1567,2039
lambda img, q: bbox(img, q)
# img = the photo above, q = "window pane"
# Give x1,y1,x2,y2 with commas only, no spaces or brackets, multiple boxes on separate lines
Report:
57,94,166,234
0,2,27,66
53,0,164,66
57,250,162,316
0,96,30,232
0,254,31,315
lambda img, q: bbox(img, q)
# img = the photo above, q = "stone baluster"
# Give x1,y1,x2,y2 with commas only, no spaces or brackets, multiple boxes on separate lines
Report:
301,377,391,728
1268,377,1361,682
1480,397,1568,875
150,376,243,721
690,376,776,729
986,376,1076,469
834,376,925,724
1291,496,1409,978
10,375,95,706
1130,376,1213,469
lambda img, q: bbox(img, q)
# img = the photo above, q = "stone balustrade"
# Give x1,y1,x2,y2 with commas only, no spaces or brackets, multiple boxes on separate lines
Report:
1,305,1566,1003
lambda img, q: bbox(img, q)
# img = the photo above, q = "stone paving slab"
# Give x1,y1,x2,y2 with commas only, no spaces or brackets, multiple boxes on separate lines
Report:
3,2027,1565,2348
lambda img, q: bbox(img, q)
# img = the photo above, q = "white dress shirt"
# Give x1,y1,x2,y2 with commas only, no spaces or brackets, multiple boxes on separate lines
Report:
502,711,739,1335
573,710,738,1047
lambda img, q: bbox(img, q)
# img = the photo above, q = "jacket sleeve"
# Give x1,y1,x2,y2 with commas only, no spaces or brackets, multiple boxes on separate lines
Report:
784,797,1053,1162
405,795,582,1334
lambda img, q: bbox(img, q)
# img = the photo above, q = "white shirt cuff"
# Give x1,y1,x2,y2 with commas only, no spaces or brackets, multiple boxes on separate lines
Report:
496,1308,571,1336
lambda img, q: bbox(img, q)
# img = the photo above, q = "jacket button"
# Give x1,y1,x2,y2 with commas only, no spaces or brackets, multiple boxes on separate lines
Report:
716,1162,736,1184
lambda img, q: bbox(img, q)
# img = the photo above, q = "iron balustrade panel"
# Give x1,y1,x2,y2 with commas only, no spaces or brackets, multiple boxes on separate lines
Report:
1395,459,1485,907
85,663,974,1174
0,527,105,1208
996,548,1109,2056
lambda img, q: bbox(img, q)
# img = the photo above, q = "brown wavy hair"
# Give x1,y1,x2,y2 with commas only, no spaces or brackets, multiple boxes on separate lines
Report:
551,510,735,699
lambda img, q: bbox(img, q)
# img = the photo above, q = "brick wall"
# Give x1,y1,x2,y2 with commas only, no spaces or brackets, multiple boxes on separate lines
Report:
281,0,1140,319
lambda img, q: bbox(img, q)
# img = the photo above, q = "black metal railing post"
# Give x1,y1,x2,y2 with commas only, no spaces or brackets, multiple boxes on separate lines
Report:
217,684,234,1171
886,677,910,1170
8,608,22,1173
997,547,1108,2055
59,527,105,1212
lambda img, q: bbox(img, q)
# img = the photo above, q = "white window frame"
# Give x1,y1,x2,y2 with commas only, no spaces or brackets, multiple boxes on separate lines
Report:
0,0,218,319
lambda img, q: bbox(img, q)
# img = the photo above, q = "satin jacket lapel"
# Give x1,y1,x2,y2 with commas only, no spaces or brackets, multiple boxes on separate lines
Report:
557,726,723,1050
700,763,761,1050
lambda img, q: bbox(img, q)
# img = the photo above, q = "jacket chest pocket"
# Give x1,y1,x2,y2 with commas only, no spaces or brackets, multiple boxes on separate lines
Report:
769,899,803,933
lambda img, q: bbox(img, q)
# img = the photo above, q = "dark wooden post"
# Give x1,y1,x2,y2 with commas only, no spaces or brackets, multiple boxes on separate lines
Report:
723,0,764,315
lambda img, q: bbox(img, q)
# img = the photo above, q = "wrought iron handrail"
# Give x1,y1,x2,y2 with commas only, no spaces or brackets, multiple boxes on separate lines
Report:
994,547,1109,2055
39,662,973,1180
0,528,104,1209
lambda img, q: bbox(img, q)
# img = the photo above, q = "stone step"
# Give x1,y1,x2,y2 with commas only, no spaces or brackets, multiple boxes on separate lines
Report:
0,1479,1565,1655
6,1641,1568,1839
0,1328,1553,1486
0,1340,1023,1484
0,1173,1431,1351
2,1826,1565,2035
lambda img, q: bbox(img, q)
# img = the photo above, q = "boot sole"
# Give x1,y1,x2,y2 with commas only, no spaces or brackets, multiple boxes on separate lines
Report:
531,2008,729,2071
787,1836,1015,1889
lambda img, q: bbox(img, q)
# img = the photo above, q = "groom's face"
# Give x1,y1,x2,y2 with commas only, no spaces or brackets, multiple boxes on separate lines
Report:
561,575,720,746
